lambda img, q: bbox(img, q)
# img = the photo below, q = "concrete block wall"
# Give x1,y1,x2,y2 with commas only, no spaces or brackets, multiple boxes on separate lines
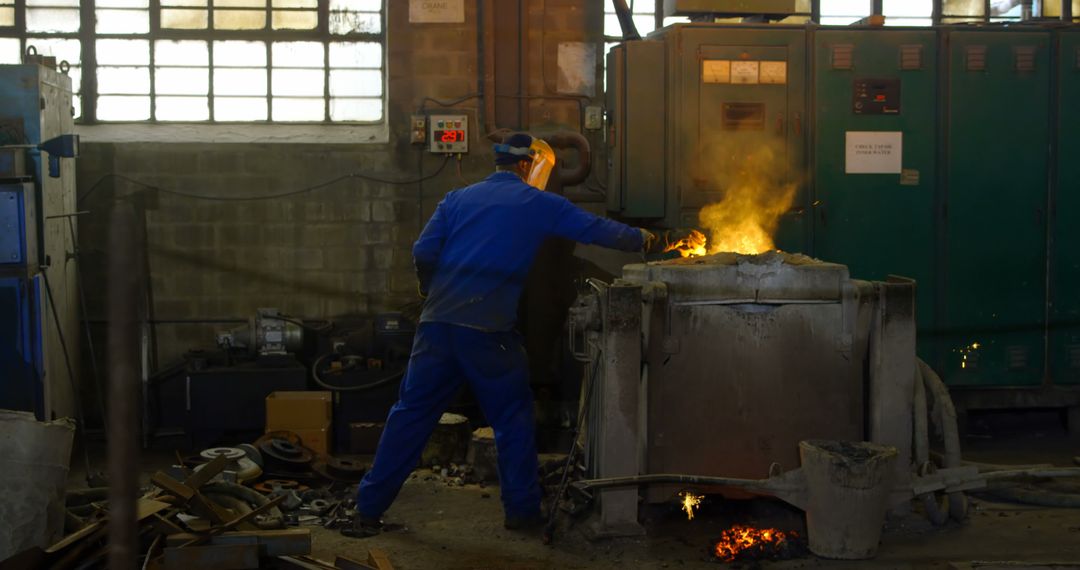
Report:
75,0,603,370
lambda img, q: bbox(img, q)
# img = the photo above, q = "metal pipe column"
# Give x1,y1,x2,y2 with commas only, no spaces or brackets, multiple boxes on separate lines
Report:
107,203,141,570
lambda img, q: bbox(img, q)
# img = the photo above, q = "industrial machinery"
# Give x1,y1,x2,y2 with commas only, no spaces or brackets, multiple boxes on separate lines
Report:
606,22,809,252
152,309,416,450
217,308,305,358
603,10,1080,421
570,252,916,536
1050,29,1080,387
0,62,80,420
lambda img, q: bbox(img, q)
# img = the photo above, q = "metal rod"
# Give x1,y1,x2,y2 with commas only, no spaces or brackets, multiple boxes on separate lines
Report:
46,210,91,219
67,216,107,433
39,268,94,480
107,202,141,570
575,473,765,489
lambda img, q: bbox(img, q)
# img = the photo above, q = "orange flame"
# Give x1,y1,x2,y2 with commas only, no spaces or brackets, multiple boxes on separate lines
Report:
697,145,798,256
663,230,708,258
714,525,798,563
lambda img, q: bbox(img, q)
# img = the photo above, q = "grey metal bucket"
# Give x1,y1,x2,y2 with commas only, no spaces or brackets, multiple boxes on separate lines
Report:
799,440,898,560
0,410,75,560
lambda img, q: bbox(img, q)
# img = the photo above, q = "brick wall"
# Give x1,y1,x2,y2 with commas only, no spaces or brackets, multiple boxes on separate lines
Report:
76,0,602,370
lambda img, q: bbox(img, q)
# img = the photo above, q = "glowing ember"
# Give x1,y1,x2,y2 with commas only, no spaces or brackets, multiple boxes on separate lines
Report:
697,146,798,255
663,230,708,258
680,491,703,521
714,525,800,563
957,342,982,370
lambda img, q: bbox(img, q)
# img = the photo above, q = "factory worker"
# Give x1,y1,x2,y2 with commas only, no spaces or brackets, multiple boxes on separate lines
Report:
345,132,656,537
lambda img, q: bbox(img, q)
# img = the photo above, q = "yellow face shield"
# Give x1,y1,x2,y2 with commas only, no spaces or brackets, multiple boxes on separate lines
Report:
524,139,556,191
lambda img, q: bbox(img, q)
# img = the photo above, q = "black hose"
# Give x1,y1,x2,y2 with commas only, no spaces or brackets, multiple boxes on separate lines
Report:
311,353,406,392
975,485,1080,508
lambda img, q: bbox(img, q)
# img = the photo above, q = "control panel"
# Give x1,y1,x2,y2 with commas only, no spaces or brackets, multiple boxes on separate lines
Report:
429,114,468,154
853,78,901,115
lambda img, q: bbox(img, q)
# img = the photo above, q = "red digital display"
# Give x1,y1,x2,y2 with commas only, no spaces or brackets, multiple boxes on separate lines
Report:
436,130,465,143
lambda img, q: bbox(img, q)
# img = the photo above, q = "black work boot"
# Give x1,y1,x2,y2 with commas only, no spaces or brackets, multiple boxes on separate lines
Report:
340,514,383,538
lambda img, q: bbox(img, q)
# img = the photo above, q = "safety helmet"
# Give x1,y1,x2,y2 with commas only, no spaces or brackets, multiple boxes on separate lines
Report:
493,134,557,191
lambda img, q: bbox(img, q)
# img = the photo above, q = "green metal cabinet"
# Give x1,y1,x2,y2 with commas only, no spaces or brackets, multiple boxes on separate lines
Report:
812,30,939,353
941,30,1052,387
664,25,809,251
608,24,810,252
1050,30,1080,386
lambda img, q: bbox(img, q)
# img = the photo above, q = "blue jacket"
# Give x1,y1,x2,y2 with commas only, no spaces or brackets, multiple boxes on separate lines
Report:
414,172,644,332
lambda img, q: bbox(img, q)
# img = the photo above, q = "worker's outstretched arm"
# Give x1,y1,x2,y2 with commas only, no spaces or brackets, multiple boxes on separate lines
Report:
547,194,646,252
413,194,452,296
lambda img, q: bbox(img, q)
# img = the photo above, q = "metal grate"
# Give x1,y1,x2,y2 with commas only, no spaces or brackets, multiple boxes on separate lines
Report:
900,44,923,70
1007,346,1030,370
966,45,988,72
1014,46,1037,73
832,44,854,70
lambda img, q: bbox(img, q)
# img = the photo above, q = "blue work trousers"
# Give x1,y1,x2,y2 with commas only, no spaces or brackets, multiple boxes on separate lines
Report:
356,322,542,519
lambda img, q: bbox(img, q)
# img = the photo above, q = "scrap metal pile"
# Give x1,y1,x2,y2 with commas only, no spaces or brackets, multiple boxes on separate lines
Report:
0,430,390,570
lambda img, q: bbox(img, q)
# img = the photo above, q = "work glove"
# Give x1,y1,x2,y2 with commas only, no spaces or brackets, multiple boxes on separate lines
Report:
638,228,658,253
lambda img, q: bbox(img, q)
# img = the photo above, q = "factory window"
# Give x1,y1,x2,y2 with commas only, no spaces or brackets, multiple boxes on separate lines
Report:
883,0,934,26
819,0,872,25
0,0,386,124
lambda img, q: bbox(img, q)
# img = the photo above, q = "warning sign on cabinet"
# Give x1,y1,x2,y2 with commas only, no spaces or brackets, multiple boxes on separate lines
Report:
410,0,465,23
845,131,903,174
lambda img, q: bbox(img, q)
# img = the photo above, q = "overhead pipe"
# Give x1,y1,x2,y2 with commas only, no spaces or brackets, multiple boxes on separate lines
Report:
612,0,642,41
545,132,592,187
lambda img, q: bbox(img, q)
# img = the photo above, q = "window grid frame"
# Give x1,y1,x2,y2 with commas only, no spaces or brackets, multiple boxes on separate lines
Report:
0,0,386,125
602,0,1076,32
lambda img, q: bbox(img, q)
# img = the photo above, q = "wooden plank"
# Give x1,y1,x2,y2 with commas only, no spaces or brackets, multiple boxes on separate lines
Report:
48,527,108,570
184,454,231,490
277,556,338,570
334,555,377,570
151,472,194,501
366,549,394,570
166,529,311,557
175,494,286,548
45,520,106,553
162,544,259,570
148,512,186,536
137,499,173,521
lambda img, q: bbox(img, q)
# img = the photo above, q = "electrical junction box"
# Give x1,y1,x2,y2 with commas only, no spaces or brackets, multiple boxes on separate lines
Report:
429,114,468,154
410,114,427,144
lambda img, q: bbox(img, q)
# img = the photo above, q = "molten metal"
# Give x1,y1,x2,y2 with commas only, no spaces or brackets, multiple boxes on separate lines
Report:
663,230,707,258
714,525,798,563
680,491,703,521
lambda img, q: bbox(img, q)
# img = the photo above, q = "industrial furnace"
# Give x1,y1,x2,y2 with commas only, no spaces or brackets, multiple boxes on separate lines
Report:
570,252,916,536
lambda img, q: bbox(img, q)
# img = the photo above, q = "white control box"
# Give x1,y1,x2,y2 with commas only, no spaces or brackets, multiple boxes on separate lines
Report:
429,114,468,154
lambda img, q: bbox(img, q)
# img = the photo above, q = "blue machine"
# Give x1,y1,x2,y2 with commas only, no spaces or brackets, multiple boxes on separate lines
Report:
0,63,78,419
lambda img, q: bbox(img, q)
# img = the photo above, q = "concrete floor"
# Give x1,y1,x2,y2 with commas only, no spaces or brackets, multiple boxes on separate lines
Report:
306,430,1080,570
68,420,1080,569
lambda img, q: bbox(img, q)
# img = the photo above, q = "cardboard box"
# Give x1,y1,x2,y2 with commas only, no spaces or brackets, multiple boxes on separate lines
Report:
266,391,332,431
293,424,331,456
348,422,385,454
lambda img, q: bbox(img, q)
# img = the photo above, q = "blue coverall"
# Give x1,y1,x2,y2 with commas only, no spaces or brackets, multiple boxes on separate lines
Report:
356,171,644,520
